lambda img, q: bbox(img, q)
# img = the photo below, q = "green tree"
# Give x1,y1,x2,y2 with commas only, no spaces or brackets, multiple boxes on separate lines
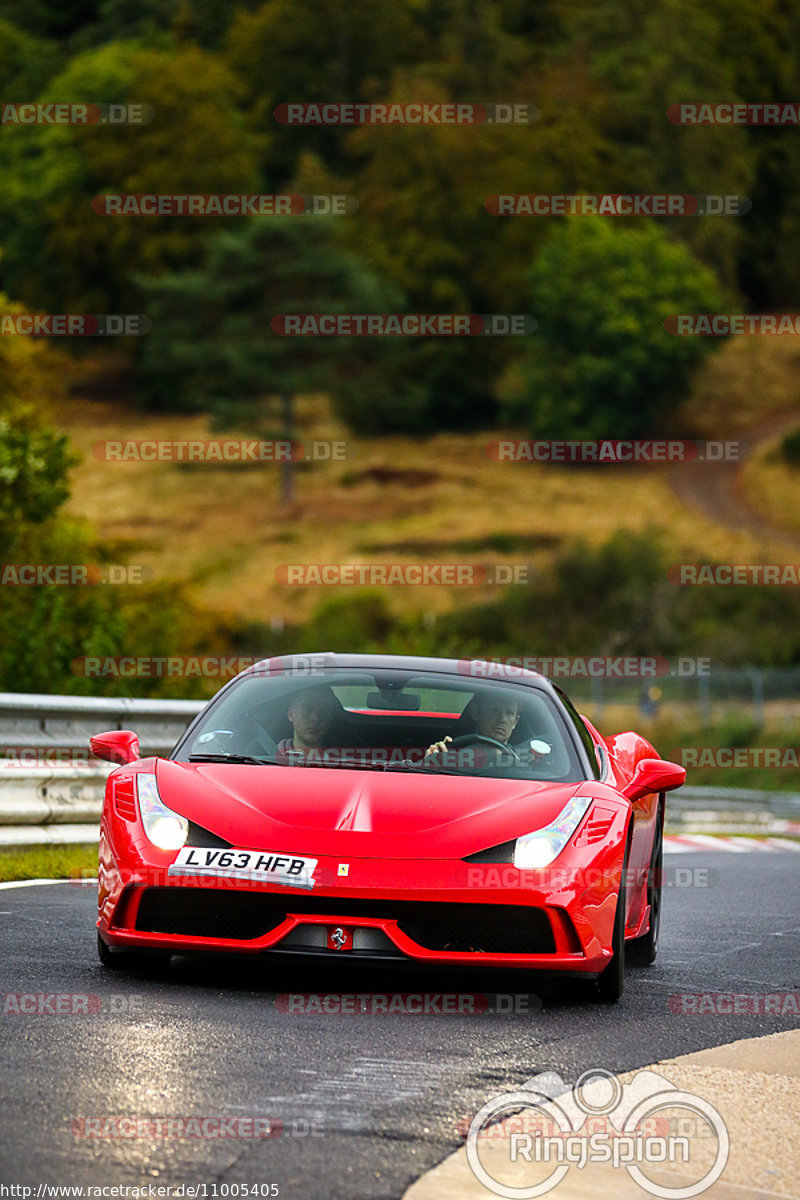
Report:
0,293,75,552
499,220,726,439
552,0,753,294
0,41,263,313
0,1,99,39
135,217,433,490
0,19,61,94
225,0,428,186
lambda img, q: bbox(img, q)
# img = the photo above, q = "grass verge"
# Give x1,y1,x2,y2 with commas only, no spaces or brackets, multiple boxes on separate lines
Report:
0,844,98,883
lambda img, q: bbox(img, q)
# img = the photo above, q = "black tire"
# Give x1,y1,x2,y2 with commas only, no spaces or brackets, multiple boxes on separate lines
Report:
97,932,170,972
628,807,664,967
595,847,628,1003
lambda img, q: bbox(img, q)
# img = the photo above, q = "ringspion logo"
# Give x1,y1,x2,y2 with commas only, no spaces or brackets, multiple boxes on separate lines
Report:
466,1068,729,1198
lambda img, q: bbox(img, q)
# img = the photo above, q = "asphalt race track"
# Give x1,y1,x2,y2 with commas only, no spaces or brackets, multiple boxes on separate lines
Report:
1,849,798,1198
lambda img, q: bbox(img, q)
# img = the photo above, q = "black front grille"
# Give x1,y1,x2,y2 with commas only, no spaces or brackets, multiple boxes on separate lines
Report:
397,904,554,954
136,889,288,940
135,889,555,953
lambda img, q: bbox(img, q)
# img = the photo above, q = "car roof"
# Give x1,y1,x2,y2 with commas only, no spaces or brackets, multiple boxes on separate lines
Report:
239,652,562,701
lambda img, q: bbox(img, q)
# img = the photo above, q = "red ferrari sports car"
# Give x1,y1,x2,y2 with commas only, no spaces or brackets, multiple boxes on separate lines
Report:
92,653,685,1001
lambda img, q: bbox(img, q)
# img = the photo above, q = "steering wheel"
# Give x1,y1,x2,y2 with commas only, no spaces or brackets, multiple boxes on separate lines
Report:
448,734,521,763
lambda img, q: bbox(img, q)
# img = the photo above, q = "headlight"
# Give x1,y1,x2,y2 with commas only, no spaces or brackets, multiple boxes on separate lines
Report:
513,794,593,870
137,773,188,850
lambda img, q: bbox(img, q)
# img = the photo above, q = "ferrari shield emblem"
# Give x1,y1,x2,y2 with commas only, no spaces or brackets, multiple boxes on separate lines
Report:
328,926,353,951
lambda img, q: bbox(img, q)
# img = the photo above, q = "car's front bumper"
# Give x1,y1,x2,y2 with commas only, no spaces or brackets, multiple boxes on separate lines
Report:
98,830,629,976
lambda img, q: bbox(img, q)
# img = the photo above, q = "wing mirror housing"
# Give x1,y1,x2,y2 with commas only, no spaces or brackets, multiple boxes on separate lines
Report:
621,757,686,802
90,730,141,765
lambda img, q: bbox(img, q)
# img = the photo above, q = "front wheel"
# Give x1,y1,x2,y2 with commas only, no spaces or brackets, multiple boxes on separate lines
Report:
628,808,663,967
595,849,628,1003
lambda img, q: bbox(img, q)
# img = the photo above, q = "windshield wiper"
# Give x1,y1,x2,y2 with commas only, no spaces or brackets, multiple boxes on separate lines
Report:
187,753,277,765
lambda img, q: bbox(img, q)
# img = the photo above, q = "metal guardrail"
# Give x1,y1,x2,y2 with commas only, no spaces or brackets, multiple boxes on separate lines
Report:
666,786,800,834
0,693,798,848
0,691,204,755
0,693,204,848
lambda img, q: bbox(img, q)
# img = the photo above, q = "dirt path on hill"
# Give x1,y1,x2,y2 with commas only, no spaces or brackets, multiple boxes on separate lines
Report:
669,408,800,549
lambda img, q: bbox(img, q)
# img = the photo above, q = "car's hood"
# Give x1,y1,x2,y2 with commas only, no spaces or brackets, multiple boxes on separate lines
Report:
153,759,598,859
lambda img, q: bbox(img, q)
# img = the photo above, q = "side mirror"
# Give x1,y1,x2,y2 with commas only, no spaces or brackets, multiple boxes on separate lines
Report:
90,729,141,765
622,757,685,803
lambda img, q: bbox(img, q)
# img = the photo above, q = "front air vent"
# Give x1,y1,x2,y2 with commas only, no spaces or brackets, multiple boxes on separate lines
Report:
462,839,516,864
185,822,232,848
573,805,616,847
113,779,137,822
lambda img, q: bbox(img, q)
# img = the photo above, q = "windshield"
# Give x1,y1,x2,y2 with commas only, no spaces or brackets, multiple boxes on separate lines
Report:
172,669,586,782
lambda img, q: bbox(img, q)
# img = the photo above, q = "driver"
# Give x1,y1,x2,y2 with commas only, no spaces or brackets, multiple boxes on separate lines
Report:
277,685,341,755
425,692,521,761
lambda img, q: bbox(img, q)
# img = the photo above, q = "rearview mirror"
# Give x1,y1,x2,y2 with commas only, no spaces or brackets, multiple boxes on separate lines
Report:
90,729,140,765
621,757,686,802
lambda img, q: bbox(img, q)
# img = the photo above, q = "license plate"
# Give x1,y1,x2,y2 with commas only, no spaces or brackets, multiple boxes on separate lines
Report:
168,847,317,889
